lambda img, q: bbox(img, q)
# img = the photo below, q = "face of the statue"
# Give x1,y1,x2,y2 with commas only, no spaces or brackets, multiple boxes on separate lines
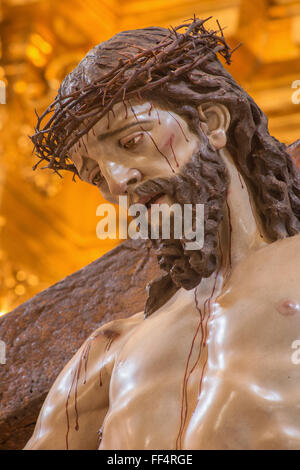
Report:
69,101,200,205
70,99,230,290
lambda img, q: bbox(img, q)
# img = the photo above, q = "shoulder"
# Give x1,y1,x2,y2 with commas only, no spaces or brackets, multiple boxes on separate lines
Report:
222,234,300,305
217,235,300,356
47,310,144,397
240,234,300,282
96,310,145,340
257,234,300,281
73,312,143,362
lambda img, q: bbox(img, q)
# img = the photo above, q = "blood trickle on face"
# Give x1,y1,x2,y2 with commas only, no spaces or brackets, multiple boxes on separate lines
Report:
69,101,199,206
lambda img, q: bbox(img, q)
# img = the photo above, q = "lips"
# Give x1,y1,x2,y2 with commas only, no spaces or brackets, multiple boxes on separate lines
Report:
137,192,165,208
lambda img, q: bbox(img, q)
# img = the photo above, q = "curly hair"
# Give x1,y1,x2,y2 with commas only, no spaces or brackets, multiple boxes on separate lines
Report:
30,17,300,314
31,17,233,175
31,17,300,242
140,63,300,241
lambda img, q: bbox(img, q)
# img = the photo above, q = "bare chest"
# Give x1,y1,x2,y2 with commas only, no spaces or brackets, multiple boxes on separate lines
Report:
100,243,300,449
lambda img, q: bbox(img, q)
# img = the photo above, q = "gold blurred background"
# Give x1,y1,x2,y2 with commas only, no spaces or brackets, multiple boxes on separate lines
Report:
0,0,299,315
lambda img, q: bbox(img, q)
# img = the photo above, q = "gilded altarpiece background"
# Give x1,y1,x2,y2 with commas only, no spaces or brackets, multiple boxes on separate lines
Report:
0,0,299,314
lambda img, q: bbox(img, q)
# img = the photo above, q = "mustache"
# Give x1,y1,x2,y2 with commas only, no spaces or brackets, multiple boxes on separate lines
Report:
133,148,203,204
134,176,176,200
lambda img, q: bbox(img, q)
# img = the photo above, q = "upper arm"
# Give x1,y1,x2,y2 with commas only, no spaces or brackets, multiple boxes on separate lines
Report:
24,322,121,450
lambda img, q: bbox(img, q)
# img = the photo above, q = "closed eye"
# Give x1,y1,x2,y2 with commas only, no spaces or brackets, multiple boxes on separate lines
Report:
92,171,104,186
88,166,104,186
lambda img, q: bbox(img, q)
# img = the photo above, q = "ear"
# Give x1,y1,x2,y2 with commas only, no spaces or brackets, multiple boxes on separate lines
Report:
197,103,230,150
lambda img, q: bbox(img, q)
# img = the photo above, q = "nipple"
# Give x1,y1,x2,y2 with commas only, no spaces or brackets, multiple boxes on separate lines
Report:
276,299,300,316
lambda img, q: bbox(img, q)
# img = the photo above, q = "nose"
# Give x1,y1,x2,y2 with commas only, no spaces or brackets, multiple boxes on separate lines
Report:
104,166,143,195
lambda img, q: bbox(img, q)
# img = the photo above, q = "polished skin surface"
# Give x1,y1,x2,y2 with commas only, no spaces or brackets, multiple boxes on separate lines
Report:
25,102,300,450
25,234,300,450
2,0,300,317
70,101,199,204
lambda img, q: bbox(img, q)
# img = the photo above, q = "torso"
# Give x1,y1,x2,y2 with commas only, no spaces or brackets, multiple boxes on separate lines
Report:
99,234,300,450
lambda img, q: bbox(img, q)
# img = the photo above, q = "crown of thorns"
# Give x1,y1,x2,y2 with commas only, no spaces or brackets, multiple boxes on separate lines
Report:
31,16,237,179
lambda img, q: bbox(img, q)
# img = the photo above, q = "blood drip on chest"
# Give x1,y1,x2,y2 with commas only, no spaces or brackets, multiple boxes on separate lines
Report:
175,267,220,450
175,231,226,450
65,329,118,449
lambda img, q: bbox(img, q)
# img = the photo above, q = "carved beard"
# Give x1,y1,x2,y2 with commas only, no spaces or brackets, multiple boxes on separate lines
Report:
135,145,229,300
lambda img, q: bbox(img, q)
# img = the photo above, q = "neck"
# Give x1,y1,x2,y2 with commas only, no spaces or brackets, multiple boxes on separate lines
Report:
219,148,269,270
190,148,269,306
147,148,271,314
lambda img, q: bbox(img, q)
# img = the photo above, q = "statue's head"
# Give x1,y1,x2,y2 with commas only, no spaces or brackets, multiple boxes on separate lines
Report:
31,18,300,305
